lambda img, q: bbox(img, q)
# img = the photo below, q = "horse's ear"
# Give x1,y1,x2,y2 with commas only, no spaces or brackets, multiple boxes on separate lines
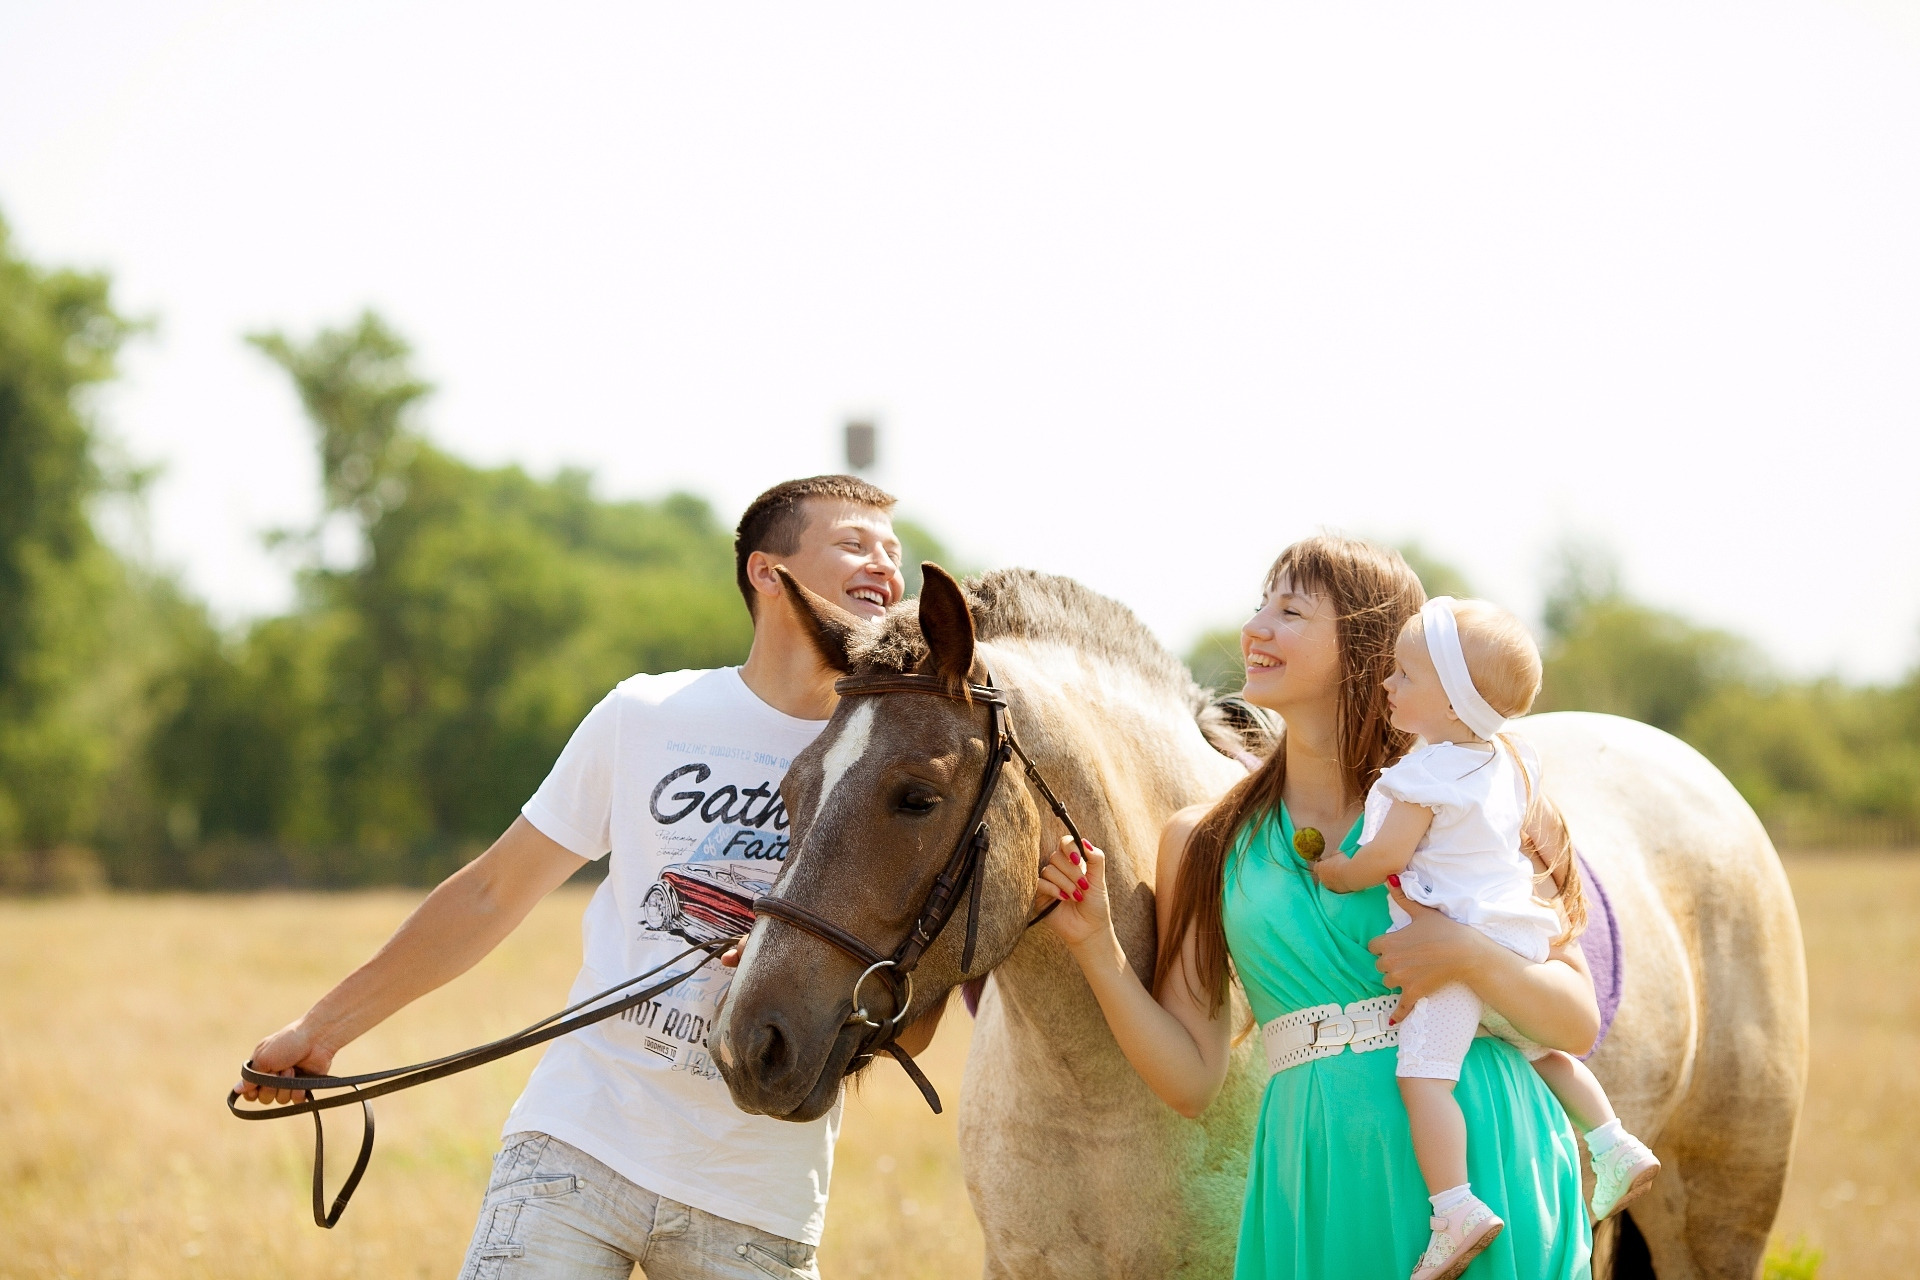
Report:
917,563,976,685
775,567,858,673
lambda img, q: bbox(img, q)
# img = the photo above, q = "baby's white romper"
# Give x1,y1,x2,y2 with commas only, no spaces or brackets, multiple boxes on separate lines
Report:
1360,739,1563,1080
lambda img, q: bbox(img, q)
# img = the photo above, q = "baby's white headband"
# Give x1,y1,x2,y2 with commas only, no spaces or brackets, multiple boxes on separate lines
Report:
1420,597,1508,741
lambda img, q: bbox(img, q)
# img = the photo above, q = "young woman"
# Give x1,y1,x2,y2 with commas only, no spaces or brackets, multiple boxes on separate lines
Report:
1038,536,1596,1279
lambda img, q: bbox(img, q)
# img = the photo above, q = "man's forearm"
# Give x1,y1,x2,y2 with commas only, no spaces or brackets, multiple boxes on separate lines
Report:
300,818,585,1055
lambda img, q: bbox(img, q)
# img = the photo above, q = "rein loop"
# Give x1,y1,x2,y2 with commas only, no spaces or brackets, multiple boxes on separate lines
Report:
227,941,728,1228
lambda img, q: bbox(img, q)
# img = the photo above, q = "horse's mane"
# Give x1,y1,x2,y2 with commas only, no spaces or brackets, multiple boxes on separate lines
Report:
855,568,1277,759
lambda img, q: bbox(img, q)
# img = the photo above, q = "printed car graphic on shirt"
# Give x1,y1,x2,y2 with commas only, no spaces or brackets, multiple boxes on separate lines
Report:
640,860,774,944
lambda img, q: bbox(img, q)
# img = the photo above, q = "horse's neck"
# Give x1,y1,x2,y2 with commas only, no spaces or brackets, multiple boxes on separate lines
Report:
994,643,1240,1024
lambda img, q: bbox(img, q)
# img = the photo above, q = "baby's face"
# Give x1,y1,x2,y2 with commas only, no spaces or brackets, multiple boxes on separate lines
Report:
1383,629,1472,743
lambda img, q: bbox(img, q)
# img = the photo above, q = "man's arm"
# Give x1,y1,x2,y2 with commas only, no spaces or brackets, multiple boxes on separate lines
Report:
1313,801,1431,893
238,816,588,1103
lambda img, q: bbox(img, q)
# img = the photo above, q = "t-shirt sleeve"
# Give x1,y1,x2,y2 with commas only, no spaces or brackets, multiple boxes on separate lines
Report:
522,690,620,859
1372,749,1471,818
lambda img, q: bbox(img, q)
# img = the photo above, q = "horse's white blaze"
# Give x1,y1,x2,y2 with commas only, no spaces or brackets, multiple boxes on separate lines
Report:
815,700,876,818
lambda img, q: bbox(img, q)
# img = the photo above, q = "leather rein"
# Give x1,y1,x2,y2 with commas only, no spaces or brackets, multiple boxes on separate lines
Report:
750,663,1088,1115
226,662,1086,1227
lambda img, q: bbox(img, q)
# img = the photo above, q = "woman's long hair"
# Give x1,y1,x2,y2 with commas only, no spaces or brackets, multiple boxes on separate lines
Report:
1155,535,1425,1015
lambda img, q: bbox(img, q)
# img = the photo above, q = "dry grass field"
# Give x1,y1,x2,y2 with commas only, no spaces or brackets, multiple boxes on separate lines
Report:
0,853,1907,1278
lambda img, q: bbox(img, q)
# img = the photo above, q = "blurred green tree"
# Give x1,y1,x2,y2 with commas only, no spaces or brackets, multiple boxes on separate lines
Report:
146,313,753,885
896,517,968,596
1537,540,1920,847
1396,540,1474,600
1536,541,1759,734
0,215,154,889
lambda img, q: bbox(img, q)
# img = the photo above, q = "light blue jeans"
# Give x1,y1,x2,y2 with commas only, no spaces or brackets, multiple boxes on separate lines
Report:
459,1132,820,1280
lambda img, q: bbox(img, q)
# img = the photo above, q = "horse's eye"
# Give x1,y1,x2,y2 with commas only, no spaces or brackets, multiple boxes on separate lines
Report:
897,788,941,815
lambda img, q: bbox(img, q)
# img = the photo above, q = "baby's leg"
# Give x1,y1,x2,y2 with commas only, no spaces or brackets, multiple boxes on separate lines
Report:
1530,1048,1662,1220
1400,1078,1469,1193
1530,1049,1616,1133
1395,982,1484,1194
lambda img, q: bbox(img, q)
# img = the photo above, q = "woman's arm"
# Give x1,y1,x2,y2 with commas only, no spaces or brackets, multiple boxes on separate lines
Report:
1369,886,1600,1055
1037,807,1234,1119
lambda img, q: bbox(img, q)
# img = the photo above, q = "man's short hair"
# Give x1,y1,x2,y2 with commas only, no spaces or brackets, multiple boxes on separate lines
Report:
734,475,899,614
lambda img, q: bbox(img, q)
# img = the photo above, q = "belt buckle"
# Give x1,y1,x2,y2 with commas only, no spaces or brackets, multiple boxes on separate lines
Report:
1313,1016,1355,1047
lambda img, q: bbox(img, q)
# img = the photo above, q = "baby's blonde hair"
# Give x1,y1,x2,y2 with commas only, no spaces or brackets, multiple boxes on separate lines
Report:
1400,598,1585,941
1402,597,1543,719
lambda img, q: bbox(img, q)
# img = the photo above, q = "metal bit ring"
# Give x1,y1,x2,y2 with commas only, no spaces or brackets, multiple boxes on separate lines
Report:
849,960,915,1032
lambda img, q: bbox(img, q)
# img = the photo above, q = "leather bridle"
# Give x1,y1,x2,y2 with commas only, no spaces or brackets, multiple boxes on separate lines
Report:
228,660,1090,1225
750,661,1088,1113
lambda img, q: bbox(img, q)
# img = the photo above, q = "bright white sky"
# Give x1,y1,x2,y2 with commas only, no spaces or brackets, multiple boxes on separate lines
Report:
4,1,1918,678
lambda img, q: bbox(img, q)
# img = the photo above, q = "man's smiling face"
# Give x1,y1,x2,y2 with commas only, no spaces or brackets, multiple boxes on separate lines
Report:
773,500,905,621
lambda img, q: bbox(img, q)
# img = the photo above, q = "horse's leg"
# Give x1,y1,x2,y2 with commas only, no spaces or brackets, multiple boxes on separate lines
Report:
959,955,1256,1280
1626,849,1807,1280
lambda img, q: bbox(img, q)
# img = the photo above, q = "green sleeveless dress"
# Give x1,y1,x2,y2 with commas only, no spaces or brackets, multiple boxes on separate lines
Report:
1223,807,1592,1279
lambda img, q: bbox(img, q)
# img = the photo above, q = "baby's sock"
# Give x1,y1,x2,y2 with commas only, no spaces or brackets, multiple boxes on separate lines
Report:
1430,1184,1475,1215
1586,1119,1628,1154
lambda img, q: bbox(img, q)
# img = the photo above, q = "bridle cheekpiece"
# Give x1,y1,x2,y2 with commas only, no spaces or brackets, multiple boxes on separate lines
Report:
749,662,1086,1113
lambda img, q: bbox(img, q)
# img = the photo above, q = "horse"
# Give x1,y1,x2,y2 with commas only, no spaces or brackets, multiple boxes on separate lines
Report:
711,565,1807,1280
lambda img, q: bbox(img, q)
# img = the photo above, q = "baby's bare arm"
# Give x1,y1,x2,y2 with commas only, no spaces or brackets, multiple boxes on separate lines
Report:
1313,802,1433,892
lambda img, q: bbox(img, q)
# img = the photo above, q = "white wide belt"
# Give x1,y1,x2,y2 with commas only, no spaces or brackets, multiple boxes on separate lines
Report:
1261,994,1401,1076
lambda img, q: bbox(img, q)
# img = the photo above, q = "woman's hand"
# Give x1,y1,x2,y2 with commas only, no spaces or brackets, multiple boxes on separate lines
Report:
1036,836,1114,956
1369,883,1600,1052
1369,882,1491,1025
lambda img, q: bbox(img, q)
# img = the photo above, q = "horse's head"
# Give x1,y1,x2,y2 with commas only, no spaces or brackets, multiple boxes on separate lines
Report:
712,563,1048,1121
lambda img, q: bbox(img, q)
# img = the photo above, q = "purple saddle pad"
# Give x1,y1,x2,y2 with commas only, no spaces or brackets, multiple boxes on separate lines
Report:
1576,850,1623,1058
962,853,1622,1053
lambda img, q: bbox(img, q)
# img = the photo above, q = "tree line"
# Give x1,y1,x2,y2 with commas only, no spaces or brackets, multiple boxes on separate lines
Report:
1,221,1913,890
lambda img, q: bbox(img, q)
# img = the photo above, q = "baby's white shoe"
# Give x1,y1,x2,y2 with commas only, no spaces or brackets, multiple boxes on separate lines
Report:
1410,1195,1503,1280
1590,1132,1661,1221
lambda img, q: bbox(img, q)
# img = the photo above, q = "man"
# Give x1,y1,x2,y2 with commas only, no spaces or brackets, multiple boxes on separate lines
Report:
240,475,927,1279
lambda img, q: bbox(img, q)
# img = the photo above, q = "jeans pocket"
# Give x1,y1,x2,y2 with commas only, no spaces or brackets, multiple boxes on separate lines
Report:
494,1173,579,1203
487,1132,553,1190
742,1241,820,1279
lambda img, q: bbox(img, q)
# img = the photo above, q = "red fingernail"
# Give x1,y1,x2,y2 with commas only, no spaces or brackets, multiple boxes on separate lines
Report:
1074,890,1084,901
1077,878,1089,890
1070,850,1080,865
1083,840,1093,850
1386,874,1400,888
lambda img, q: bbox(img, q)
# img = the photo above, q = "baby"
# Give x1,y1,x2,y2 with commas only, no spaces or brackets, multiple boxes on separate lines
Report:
1313,596,1660,1280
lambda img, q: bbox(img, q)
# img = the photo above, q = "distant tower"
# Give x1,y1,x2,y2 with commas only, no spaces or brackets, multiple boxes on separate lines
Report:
844,419,877,472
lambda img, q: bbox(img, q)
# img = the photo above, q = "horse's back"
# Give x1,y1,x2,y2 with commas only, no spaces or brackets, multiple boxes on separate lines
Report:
1521,712,1807,1280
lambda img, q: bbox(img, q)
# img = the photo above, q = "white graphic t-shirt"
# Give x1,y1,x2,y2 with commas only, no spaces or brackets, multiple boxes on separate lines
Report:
504,666,838,1244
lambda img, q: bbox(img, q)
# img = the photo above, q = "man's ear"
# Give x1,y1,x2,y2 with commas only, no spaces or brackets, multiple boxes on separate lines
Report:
917,563,976,686
774,567,858,673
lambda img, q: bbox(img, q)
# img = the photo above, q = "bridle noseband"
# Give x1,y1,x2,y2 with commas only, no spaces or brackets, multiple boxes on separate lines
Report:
749,662,1087,1113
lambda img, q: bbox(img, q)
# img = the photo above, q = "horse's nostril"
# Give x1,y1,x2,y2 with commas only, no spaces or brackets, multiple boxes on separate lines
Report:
750,1019,790,1076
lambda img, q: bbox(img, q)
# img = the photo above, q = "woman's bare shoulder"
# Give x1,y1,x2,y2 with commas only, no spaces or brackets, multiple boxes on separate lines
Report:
1159,803,1214,878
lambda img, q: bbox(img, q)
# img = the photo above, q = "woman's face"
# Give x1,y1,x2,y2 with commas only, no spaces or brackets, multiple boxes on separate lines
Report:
1240,575,1342,714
